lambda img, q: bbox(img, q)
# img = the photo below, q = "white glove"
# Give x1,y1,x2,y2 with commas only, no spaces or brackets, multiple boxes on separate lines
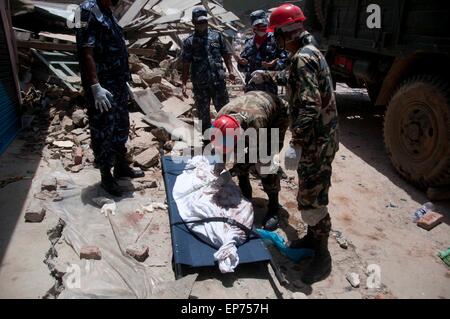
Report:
249,70,267,85
91,83,113,113
284,144,302,171
101,202,117,217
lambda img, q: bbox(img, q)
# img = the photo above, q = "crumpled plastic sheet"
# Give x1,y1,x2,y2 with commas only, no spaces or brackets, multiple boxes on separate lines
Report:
173,156,254,273
256,229,314,262
45,164,197,299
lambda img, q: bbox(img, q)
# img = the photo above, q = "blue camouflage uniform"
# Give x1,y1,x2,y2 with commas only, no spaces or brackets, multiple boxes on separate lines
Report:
182,29,231,133
239,32,288,94
75,0,131,169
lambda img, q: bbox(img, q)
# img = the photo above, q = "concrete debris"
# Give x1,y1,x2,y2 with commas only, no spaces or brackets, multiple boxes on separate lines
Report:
346,272,361,288
24,205,46,223
41,176,57,192
80,246,102,260
71,109,87,128
134,147,159,169
52,141,74,149
291,292,308,299
126,244,149,262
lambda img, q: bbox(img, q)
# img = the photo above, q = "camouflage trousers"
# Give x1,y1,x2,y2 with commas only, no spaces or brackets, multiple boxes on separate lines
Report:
193,82,229,134
296,142,337,227
85,80,130,169
233,162,282,196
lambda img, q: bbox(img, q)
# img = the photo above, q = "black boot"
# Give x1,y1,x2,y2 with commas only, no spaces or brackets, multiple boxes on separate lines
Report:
262,193,280,231
301,215,332,284
101,167,123,197
238,175,253,200
114,154,144,179
288,226,315,249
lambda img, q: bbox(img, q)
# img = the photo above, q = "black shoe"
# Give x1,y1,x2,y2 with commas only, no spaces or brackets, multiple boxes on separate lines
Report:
238,175,253,200
263,193,280,231
289,227,315,249
114,165,144,179
263,214,279,231
301,235,332,284
101,168,123,197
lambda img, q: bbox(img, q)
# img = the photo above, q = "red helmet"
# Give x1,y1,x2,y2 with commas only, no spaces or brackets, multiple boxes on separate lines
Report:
267,4,306,32
211,115,242,154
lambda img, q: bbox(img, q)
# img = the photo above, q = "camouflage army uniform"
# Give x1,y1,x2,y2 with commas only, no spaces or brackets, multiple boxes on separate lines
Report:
286,31,339,229
182,30,230,133
216,91,289,196
239,33,288,94
75,0,131,169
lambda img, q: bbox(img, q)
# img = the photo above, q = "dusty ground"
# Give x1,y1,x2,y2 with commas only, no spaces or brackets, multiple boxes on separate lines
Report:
0,84,449,299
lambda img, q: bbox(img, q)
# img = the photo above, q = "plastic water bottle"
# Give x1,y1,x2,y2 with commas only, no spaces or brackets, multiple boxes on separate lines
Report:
412,202,435,222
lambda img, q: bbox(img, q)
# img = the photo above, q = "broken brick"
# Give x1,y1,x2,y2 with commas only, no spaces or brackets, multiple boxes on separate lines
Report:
80,246,102,260
73,147,84,165
126,244,149,262
41,176,57,192
134,147,159,169
24,206,46,223
417,211,444,231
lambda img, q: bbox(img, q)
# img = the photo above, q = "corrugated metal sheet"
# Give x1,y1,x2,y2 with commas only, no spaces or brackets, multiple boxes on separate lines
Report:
0,13,20,155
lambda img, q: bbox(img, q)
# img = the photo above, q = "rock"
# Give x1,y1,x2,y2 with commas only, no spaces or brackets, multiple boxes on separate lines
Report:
70,164,83,173
74,133,90,145
61,116,74,132
129,132,156,155
45,136,55,145
41,176,57,192
417,211,444,231
71,128,85,136
80,246,102,260
291,292,308,299
346,272,361,288
24,206,46,223
139,69,163,86
72,110,86,128
126,244,149,262
53,140,74,148
151,127,171,143
132,74,147,88
73,147,84,165
84,149,95,163
134,148,159,169
150,85,165,101
129,112,150,129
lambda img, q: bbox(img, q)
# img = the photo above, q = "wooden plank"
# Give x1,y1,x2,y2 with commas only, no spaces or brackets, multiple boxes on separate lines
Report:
16,40,157,57
119,0,151,27
129,86,200,147
161,97,192,118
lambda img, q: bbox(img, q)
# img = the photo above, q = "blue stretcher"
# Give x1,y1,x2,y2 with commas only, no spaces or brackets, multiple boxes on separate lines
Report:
161,155,286,284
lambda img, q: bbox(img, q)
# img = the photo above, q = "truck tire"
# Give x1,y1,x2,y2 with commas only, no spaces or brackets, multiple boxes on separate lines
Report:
384,75,450,188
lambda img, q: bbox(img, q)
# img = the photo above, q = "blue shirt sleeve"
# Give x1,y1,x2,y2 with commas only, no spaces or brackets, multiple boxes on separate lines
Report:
181,37,193,63
218,33,231,56
75,8,97,48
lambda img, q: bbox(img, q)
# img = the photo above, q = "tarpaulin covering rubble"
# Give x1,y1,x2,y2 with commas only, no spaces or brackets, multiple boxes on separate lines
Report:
45,164,197,299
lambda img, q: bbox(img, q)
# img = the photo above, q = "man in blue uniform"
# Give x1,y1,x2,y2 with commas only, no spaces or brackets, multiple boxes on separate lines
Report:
181,7,235,135
237,10,288,95
75,0,143,197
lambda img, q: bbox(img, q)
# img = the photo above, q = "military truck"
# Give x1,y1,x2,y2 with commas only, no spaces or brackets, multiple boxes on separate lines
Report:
302,0,450,189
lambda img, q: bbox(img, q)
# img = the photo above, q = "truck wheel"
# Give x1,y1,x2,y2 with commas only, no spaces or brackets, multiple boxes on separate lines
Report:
384,75,450,188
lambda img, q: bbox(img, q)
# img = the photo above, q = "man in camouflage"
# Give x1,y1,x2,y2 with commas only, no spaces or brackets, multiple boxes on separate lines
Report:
210,87,289,230
75,0,143,197
269,4,339,284
181,7,235,135
237,10,288,95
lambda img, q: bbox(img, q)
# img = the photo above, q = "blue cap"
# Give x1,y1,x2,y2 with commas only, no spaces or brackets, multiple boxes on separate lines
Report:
250,10,268,26
192,7,208,23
